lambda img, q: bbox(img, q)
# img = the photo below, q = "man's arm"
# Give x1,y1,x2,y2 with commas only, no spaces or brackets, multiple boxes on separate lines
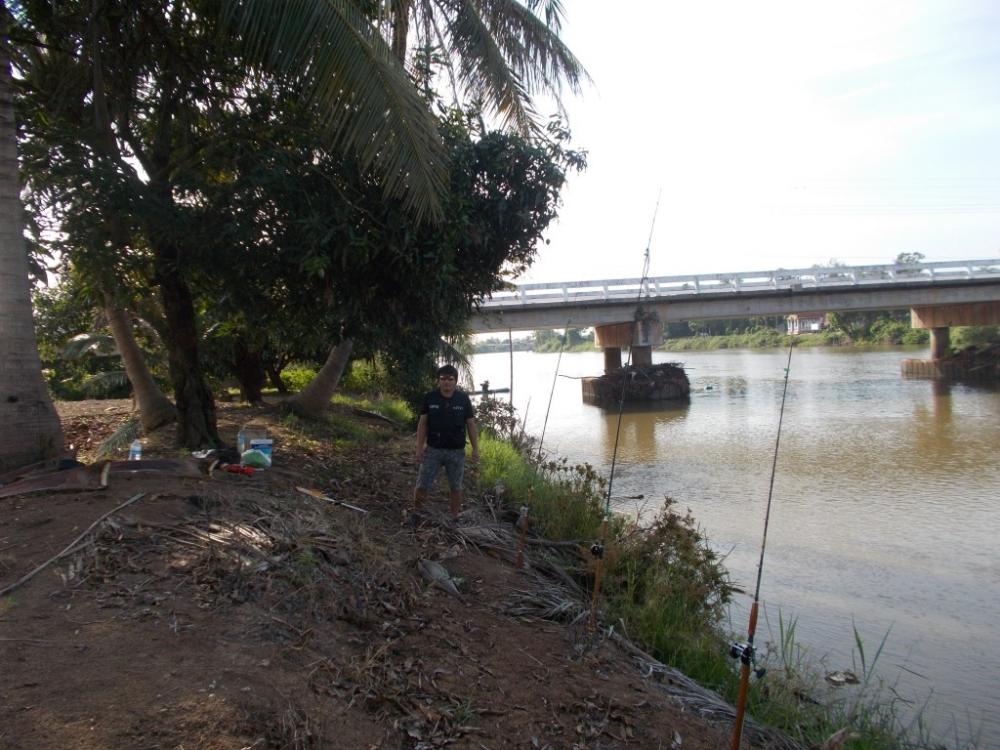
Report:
466,418,479,462
415,415,428,461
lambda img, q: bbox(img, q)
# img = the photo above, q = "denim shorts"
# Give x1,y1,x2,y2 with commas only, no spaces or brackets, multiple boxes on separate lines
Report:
416,447,465,491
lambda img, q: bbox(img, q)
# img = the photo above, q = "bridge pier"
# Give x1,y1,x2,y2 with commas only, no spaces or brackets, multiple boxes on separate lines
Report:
904,301,1000,380
603,347,622,372
584,315,689,403
594,316,663,373
929,327,951,360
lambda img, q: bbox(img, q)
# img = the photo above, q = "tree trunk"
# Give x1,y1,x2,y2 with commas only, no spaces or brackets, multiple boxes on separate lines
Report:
391,0,412,61
0,50,65,472
233,338,265,405
266,363,289,394
286,339,354,417
153,248,219,448
104,302,176,431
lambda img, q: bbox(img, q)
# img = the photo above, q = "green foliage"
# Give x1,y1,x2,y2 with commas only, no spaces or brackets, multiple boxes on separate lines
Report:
280,365,319,394
476,435,606,541
604,501,735,692
532,328,595,352
953,325,1000,348
472,336,534,354
475,396,519,440
339,359,390,394
663,310,930,350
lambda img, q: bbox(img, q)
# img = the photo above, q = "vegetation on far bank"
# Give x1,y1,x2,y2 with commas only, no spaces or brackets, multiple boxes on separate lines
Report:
473,314,999,357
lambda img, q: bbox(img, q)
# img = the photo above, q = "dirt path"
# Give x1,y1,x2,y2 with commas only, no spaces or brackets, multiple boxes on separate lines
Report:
1,401,737,749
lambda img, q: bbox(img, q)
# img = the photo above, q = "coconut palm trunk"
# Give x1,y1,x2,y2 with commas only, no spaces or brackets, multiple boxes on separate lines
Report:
0,50,65,472
285,339,354,417
104,302,176,431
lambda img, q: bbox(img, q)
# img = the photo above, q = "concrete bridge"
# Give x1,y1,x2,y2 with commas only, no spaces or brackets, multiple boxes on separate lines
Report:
469,258,1000,370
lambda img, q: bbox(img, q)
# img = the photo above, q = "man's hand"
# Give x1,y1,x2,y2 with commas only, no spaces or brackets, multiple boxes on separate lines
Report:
469,448,480,464
415,446,424,463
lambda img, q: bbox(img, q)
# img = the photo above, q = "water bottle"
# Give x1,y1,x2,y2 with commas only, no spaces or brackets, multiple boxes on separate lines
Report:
128,439,142,461
237,427,246,454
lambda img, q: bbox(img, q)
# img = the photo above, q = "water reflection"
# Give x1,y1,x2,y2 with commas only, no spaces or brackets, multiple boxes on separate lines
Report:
592,401,689,463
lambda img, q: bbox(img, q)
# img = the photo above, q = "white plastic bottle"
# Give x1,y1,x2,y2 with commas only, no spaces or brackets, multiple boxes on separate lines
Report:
129,439,142,461
237,427,246,454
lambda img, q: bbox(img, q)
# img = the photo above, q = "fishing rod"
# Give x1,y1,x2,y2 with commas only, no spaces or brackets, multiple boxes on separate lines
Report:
514,321,573,569
537,319,573,463
729,341,794,750
588,192,662,630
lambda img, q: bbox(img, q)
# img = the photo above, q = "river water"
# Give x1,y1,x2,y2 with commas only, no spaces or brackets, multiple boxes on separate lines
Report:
471,348,1000,748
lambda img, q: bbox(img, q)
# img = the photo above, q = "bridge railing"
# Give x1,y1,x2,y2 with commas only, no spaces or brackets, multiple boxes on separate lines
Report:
481,258,1000,308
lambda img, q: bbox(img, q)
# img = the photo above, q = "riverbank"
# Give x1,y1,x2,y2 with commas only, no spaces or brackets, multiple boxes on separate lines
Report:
0,398,735,749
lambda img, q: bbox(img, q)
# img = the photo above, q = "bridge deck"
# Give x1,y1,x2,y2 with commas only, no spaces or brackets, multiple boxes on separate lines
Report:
470,258,1000,332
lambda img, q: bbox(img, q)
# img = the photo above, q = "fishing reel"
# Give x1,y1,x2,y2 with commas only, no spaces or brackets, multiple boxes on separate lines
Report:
729,641,766,679
589,541,604,560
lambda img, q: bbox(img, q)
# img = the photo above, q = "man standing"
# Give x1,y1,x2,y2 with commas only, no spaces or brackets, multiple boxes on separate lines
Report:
414,364,479,520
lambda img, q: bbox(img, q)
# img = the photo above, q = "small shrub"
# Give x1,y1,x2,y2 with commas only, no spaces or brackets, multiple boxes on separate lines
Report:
280,364,318,393
953,324,1000,348
476,395,518,439
340,358,389,393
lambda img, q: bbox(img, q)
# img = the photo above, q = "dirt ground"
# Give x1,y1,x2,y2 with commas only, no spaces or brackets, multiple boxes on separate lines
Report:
0,400,740,750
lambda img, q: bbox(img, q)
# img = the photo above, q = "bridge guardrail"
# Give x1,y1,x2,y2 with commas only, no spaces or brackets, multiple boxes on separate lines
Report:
481,259,1000,308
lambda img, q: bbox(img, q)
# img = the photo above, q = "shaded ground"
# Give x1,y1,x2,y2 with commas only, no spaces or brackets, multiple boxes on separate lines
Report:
1,400,738,749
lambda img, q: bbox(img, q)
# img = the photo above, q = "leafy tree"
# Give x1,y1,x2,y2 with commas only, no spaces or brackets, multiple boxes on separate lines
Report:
894,251,925,265
6,0,458,451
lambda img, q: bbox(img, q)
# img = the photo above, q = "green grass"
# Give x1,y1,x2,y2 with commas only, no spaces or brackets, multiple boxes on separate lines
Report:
330,393,413,425
477,435,606,541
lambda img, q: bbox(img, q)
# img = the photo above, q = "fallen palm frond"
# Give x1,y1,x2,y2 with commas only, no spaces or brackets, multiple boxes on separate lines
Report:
0,492,146,598
95,416,142,459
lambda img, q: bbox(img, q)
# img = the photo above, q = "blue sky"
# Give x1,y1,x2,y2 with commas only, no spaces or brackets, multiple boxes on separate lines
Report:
523,1,1000,283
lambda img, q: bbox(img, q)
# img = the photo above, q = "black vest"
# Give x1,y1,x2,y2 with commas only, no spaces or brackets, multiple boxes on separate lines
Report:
422,389,473,449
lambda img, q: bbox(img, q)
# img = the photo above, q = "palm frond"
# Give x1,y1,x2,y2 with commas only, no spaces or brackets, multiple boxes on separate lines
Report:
62,333,119,359
434,0,538,135
438,335,474,389
95,417,141,459
525,0,565,33
222,0,448,221
81,370,130,395
482,0,588,97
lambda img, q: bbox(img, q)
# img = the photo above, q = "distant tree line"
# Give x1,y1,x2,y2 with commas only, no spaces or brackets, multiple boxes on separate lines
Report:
473,328,595,353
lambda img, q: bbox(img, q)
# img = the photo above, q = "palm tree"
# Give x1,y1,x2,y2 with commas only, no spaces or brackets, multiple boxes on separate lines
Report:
0,45,64,472
379,0,587,133
277,0,588,417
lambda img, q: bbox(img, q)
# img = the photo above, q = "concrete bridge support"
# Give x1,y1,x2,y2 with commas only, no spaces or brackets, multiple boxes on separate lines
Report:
603,347,622,372
929,327,950,360
904,301,1000,380
911,301,1000,360
594,317,663,373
